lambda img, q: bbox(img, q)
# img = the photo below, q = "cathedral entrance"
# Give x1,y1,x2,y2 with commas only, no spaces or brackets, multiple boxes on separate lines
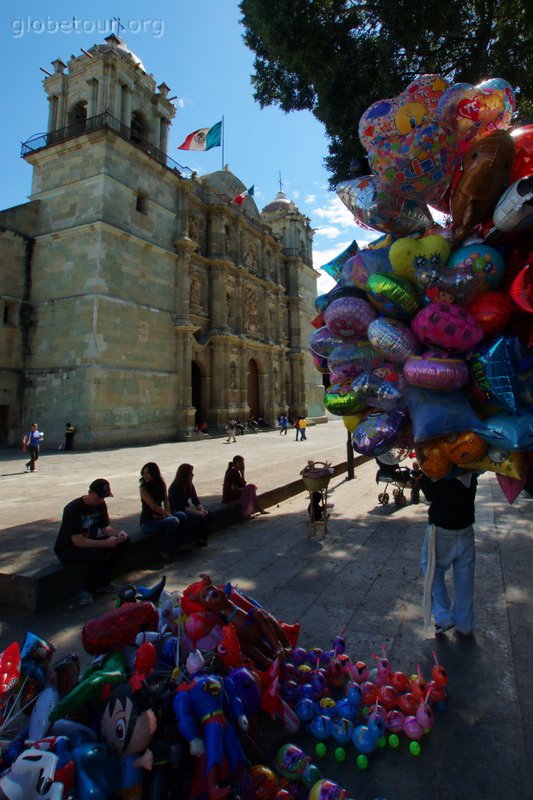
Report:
247,359,259,418
191,361,203,426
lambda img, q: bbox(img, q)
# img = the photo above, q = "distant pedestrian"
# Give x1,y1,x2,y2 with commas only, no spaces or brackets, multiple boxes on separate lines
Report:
299,417,308,441
278,414,288,435
248,417,259,433
54,478,129,606
225,419,237,443
420,471,479,637
64,422,76,451
294,417,301,441
22,422,44,472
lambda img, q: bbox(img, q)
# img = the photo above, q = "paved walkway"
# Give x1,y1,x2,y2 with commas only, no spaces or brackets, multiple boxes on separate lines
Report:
0,421,531,800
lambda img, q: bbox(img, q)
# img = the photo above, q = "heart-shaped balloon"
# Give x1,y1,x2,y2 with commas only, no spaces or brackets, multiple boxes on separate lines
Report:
336,176,434,236
389,234,451,283
369,122,459,206
359,75,448,149
436,78,515,151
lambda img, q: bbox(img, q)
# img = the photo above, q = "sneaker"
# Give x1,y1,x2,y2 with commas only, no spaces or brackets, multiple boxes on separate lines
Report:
435,622,455,636
98,583,121,594
79,590,95,607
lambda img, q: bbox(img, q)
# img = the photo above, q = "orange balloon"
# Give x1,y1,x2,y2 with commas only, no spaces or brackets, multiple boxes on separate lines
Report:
443,431,488,465
415,439,452,479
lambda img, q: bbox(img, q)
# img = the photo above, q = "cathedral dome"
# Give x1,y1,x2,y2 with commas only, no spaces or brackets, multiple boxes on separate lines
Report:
262,191,298,214
199,169,260,219
90,34,146,72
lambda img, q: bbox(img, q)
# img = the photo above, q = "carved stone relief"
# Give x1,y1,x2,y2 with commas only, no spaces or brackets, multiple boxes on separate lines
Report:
244,287,260,332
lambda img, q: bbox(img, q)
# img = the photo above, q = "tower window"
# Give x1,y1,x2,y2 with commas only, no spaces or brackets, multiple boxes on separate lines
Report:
136,192,148,214
3,302,15,325
130,111,148,144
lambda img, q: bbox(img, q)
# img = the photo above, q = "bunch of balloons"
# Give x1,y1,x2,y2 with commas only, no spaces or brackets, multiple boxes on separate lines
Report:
311,75,532,502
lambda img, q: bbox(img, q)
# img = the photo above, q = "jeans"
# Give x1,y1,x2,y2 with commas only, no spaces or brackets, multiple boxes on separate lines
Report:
421,524,475,633
140,512,188,553
56,540,129,593
26,446,39,471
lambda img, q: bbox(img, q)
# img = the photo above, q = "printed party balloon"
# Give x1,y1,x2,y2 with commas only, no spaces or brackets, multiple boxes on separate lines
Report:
467,335,520,413
446,243,505,293
366,273,420,320
411,303,483,353
403,353,469,391
389,234,451,283
467,291,513,338
436,78,515,151
509,124,533,182
336,175,434,235
367,317,419,363
324,296,377,340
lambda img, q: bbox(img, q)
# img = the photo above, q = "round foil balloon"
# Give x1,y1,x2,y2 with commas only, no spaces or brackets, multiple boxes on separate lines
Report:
443,431,488,465
359,74,448,149
446,243,505,293
411,303,483,353
351,365,405,411
324,380,367,416
403,353,469,390
324,296,377,340
492,177,533,235
415,439,453,479
436,79,515,151
369,122,459,207
367,317,419,363
342,411,368,433
467,335,520,413
308,779,347,800
467,291,513,338
328,341,382,379
366,273,420,320
352,409,406,456
336,176,434,235
312,353,330,374
309,327,343,358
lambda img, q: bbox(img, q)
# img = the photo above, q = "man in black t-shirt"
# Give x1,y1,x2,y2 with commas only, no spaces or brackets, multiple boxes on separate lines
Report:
54,478,129,606
420,472,478,637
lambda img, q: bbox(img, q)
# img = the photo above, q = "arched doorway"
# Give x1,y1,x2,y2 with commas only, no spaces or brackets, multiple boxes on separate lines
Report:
68,101,87,135
247,359,259,418
191,361,203,426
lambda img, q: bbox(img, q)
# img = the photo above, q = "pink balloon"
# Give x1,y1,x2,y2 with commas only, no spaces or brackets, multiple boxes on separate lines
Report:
496,472,528,505
324,296,377,340
411,303,483,353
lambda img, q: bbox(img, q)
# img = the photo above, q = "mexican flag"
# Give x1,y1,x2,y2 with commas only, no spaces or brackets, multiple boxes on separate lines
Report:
234,185,254,206
177,121,222,151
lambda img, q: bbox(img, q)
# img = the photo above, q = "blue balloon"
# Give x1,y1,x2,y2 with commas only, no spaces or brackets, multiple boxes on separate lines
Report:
405,385,483,442
467,335,520,413
296,698,318,722
308,714,333,740
475,410,533,451
331,717,354,745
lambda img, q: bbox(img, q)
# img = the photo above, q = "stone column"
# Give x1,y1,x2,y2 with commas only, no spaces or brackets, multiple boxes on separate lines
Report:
47,96,58,133
160,118,170,154
122,85,132,127
210,340,227,423
152,115,162,150
207,211,225,258
87,79,98,120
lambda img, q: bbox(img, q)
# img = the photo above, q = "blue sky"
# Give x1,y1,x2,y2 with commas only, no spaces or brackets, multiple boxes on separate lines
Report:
1,0,375,294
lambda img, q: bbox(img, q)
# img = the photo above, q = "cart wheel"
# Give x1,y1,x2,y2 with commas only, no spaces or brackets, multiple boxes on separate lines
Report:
392,488,400,497
378,492,390,505
395,492,407,507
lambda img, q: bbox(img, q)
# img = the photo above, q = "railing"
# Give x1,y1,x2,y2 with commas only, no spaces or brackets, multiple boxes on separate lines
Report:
21,111,193,177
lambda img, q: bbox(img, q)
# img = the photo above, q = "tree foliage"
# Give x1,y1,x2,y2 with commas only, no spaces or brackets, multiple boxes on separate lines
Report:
239,0,533,184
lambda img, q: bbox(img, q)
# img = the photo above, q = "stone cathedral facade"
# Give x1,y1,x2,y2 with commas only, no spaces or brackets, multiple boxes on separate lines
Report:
0,35,324,449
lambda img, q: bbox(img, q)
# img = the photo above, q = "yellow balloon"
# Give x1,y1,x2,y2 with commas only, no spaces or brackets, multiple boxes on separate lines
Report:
343,411,368,433
466,450,526,479
389,234,451,282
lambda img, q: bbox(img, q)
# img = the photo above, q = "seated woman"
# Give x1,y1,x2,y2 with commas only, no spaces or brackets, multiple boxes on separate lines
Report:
139,462,190,562
168,463,211,546
222,455,268,519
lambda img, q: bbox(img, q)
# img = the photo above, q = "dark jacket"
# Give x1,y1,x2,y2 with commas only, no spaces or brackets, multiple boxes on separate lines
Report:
420,474,478,530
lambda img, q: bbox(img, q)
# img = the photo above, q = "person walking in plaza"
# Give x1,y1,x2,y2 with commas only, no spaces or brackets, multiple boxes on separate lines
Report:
278,414,288,435
22,422,44,472
294,417,301,441
53,478,129,606
139,462,190,562
64,421,76,451
299,417,308,441
420,470,479,637
225,419,237,443
222,455,268,519
168,463,211,546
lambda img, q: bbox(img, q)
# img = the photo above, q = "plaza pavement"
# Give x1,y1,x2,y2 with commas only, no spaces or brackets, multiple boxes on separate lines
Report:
0,419,531,799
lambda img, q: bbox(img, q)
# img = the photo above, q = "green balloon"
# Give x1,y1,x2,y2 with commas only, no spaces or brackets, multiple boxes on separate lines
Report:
409,740,421,756
388,734,400,749
302,764,322,788
335,747,346,762
357,754,368,770
377,736,387,748
315,742,327,758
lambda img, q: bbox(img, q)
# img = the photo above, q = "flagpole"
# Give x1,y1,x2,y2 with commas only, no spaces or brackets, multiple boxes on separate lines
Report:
221,116,224,170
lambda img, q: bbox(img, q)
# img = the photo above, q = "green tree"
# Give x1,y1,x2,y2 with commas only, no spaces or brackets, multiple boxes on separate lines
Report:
239,0,533,184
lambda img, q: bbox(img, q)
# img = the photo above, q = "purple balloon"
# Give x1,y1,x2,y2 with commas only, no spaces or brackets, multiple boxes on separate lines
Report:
324,296,377,340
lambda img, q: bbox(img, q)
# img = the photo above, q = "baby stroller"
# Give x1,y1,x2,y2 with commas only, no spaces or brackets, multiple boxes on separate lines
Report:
375,457,420,506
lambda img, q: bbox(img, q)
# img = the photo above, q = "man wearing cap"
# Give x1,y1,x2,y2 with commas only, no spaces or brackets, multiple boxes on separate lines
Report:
54,479,129,606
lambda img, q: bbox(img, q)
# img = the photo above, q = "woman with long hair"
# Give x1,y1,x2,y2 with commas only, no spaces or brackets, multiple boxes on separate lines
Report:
139,462,189,562
222,455,268,519
168,463,210,546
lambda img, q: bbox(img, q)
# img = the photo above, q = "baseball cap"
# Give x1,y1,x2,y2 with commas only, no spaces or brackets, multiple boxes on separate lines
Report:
89,478,113,498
